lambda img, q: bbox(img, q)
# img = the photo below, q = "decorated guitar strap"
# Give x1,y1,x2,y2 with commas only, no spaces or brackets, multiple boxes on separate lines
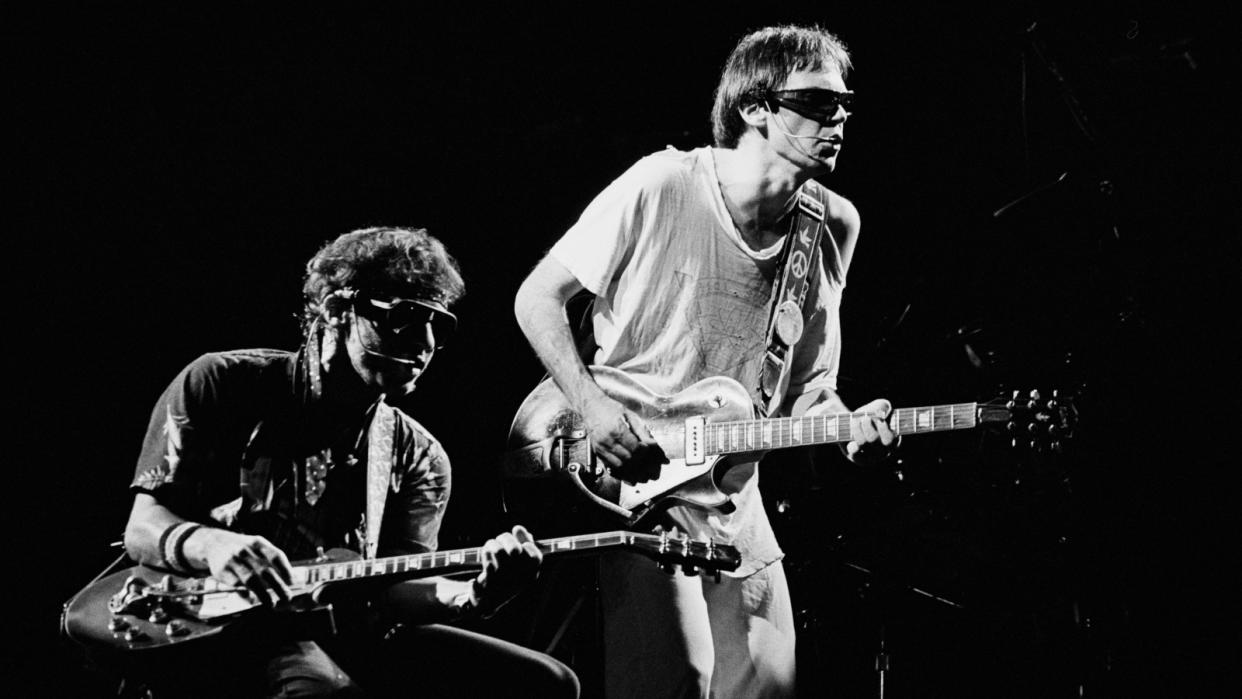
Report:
315,337,397,561
364,398,397,560
758,181,826,417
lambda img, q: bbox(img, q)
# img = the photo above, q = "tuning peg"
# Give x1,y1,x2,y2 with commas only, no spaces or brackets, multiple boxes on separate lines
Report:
1029,389,1041,401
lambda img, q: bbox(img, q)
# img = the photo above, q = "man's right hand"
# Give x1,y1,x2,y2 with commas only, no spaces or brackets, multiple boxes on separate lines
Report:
579,394,667,483
194,529,295,606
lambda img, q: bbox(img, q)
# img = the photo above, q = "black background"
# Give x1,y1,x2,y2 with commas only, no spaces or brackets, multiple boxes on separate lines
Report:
14,4,1235,697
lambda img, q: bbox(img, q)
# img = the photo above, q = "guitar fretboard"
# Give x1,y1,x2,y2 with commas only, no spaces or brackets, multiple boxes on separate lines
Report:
705,403,978,454
298,531,643,586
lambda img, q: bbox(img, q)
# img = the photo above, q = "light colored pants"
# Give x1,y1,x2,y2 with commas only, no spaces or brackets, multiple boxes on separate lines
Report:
600,552,796,698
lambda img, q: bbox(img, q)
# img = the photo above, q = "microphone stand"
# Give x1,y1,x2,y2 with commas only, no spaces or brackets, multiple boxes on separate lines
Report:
842,560,964,699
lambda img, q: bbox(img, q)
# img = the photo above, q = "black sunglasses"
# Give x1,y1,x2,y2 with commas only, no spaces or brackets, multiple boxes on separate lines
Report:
353,295,457,348
768,88,855,122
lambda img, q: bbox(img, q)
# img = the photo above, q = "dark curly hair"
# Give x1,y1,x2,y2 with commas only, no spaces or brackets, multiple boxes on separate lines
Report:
711,24,852,149
301,226,465,333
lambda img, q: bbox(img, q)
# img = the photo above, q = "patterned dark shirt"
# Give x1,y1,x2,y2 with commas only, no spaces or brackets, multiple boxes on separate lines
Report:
131,349,451,561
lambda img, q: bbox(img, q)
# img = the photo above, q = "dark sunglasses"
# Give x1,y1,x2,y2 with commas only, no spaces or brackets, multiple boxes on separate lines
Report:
768,88,855,122
353,295,457,348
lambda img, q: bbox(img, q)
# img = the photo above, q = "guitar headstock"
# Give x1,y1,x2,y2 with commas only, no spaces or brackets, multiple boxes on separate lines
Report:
619,532,742,578
979,389,1078,452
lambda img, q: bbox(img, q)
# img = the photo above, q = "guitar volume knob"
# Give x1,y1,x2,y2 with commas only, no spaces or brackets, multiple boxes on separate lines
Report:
165,620,190,637
107,616,130,633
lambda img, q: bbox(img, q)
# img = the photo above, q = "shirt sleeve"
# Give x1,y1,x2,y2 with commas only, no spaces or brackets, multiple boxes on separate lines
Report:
549,154,686,297
130,354,229,516
381,426,452,556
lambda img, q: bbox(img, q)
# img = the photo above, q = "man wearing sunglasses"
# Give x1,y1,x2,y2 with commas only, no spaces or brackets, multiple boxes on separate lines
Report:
121,227,579,697
514,25,896,698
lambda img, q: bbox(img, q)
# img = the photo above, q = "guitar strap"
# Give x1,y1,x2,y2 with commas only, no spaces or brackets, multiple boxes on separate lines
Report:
758,180,826,417
364,398,397,560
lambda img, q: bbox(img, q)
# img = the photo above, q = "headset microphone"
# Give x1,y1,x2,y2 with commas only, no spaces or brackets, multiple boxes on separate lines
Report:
764,102,839,164
323,288,428,366
359,342,423,365
765,101,839,143
351,313,427,366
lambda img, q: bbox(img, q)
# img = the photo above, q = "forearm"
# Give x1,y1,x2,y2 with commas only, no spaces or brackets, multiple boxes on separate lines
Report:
124,493,233,574
514,262,608,412
123,493,194,568
126,490,294,597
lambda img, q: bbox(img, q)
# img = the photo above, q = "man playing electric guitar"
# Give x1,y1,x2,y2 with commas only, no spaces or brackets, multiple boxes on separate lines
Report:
513,24,898,699
120,227,579,698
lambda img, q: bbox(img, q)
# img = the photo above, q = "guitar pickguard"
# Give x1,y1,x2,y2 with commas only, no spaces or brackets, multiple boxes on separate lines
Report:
505,366,756,530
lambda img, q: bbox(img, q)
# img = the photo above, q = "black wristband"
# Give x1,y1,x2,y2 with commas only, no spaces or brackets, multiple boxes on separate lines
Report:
156,523,180,570
171,523,204,573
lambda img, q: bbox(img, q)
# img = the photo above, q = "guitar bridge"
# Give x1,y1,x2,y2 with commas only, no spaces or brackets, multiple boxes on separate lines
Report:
108,576,154,617
553,432,598,476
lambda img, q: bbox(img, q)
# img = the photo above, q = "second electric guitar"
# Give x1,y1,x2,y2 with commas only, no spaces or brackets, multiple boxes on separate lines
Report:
503,365,1073,529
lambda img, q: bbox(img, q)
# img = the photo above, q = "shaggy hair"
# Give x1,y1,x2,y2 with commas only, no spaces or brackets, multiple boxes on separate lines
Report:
711,24,852,148
301,226,465,332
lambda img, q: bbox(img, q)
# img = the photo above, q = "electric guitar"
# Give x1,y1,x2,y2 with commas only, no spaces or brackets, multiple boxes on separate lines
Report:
503,366,1076,530
61,530,739,654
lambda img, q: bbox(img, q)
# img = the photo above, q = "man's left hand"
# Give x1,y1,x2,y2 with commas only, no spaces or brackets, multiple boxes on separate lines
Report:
842,398,900,464
472,525,542,614
805,397,900,465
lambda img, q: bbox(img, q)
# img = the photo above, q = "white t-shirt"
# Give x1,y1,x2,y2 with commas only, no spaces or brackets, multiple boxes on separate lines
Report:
550,146,845,574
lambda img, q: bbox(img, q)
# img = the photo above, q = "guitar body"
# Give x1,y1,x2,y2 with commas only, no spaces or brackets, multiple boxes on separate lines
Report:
62,565,229,654
504,366,758,531
61,551,347,657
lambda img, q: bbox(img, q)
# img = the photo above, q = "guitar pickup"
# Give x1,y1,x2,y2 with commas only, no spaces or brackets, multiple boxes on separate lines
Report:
684,416,706,465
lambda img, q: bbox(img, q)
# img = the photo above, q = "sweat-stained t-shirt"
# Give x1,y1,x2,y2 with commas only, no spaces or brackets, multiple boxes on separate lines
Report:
549,146,845,576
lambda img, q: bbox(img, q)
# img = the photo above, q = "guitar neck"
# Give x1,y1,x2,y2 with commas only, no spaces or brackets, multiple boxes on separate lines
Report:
294,531,646,587
707,403,979,455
